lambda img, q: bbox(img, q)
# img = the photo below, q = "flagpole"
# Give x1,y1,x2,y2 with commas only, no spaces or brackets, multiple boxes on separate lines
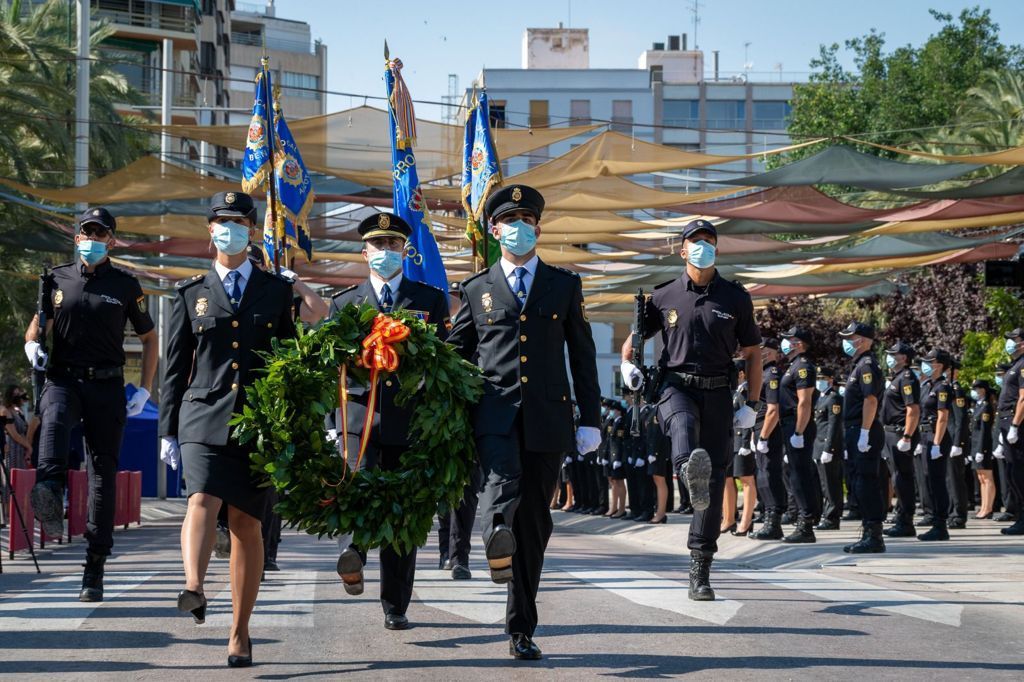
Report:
261,55,283,274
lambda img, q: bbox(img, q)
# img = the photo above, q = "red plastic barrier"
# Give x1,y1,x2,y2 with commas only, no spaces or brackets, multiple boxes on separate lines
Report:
8,468,35,554
129,471,142,525
66,469,89,539
114,471,129,528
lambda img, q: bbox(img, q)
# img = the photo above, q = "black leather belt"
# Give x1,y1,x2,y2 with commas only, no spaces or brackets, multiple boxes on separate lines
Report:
49,366,123,381
883,424,905,433
667,372,731,390
998,409,1015,418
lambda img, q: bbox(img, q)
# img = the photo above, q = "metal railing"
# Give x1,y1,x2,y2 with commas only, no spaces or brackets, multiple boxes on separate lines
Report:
93,4,198,34
230,31,314,55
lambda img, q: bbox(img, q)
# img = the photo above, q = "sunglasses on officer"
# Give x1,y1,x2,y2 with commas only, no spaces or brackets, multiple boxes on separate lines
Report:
80,224,112,239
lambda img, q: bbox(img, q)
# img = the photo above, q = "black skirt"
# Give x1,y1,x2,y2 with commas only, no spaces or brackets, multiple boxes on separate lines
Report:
732,451,756,478
181,442,268,519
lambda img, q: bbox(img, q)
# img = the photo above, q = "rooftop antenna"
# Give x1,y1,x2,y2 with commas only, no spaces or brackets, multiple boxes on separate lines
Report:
689,0,704,50
743,41,753,73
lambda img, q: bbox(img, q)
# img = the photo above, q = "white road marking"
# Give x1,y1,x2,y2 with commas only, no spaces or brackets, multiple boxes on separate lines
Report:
566,569,743,625
201,570,319,628
731,569,963,627
0,573,155,631
413,569,507,624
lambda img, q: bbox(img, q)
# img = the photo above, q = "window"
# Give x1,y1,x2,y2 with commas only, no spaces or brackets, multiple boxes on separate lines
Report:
200,41,216,76
611,100,633,134
230,65,257,86
281,71,320,100
489,100,507,129
529,99,549,128
705,100,745,129
662,100,700,127
752,101,792,130
570,99,590,126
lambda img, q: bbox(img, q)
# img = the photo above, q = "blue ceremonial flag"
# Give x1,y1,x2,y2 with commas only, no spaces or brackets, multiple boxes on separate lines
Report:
461,91,502,265
384,51,448,292
241,66,273,194
270,94,315,261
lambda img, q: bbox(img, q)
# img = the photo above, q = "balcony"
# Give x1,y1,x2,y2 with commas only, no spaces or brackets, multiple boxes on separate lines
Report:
93,2,199,36
231,31,315,55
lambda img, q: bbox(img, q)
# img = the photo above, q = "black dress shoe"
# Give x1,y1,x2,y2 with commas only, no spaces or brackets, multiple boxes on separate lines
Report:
227,638,253,668
994,512,1015,522
1001,520,1024,535
915,516,935,527
451,565,472,580
883,523,916,538
337,547,365,595
947,517,966,529
264,558,280,572
633,513,654,523
841,511,862,522
486,525,516,584
679,505,694,515
79,552,106,603
591,506,609,516
815,520,839,531
918,523,950,541
177,589,208,624
509,633,542,660
438,554,449,570
385,613,410,630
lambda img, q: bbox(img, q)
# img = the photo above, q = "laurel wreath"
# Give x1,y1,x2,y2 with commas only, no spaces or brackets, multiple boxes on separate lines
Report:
231,304,482,554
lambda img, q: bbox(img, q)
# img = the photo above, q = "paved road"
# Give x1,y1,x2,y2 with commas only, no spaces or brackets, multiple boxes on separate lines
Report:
1,504,1022,680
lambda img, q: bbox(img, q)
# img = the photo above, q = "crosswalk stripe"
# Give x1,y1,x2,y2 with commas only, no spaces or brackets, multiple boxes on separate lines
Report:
200,570,319,628
412,569,507,624
565,569,743,625
730,569,963,627
0,573,155,631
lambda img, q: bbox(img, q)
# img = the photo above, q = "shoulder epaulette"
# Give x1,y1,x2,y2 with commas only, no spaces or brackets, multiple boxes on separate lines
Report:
330,284,359,300
409,279,446,296
50,262,74,272
652,279,674,290
175,273,205,290
458,270,489,288
547,264,578,278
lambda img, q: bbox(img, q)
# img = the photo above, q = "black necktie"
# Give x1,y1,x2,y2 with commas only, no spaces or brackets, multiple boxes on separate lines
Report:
227,271,242,312
380,283,394,312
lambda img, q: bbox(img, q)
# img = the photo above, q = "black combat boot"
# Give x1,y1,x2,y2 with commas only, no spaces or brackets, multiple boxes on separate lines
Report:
749,512,783,540
1001,519,1024,535
843,522,886,553
884,519,917,537
782,519,816,544
918,520,950,541
688,550,715,601
79,551,106,602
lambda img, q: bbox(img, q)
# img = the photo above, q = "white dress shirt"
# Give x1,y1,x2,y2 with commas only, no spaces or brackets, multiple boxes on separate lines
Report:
214,258,253,300
499,255,538,301
370,271,403,306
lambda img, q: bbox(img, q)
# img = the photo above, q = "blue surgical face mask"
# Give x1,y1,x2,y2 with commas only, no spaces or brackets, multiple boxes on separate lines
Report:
77,239,108,266
780,339,793,355
368,249,403,278
921,361,934,377
498,219,538,256
815,379,829,393
1005,338,1019,356
686,240,716,269
842,339,857,357
996,375,1004,387
885,354,897,369
211,221,250,255
970,389,980,401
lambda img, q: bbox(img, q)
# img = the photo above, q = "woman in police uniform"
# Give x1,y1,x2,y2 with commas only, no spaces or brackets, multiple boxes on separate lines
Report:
159,191,295,668
970,379,996,519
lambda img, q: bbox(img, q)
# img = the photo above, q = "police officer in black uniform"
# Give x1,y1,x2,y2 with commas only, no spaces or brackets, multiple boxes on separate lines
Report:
750,338,786,541
328,212,451,629
993,363,1017,522
880,341,921,538
838,322,886,554
447,184,601,660
997,328,1024,535
947,360,970,528
620,219,762,602
916,348,954,541
25,207,158,601
813,366,845,530
778,327,819,543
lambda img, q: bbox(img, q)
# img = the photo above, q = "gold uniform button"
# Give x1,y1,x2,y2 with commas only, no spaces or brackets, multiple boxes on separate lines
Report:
231,383,238,391
232,341,239,349
187,393,193,400
520,355,527,363
521,376,529,384
267,322,273,329
231,362,239,370
231,320,239,328
552,314,558,320
520,314,527,322
385,380,393,387
520,335,527,342
198,325,203,332
562,395,567,401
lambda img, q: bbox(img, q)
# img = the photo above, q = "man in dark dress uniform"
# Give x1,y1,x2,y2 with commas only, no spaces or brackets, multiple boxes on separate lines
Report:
620,219,762,601
25,206,158,601
328,212,451,630
880,341,921,538
813,366,846,530
750,338,786,541
447,184,601,660
997,328,1024,535
777,326,819,543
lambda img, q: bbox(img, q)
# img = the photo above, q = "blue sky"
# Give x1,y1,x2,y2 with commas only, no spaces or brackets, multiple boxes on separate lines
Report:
273,0,1024,120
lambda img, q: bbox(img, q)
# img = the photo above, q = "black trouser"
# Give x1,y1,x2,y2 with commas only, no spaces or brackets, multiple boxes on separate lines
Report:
657,383,733,553
37,376,126,556
844,423,885,526
781,418,820,523
676,472,690,509
946,453,968,521
755,428,786,514
997,456,1017,514
919,429,950,523
914,445,934,518
999,420,1024,517
346,438,417,617
438,465,482,567
814,444,844,523
592,460,608,508
843,454,861,516
885,429,918,525
477,416,562,637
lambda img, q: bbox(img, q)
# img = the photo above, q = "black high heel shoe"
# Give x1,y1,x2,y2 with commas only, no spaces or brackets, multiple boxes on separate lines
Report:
721,523,737,534
228,638,253,668
975,511,993,520
649,515,667,525
732,525,751,537
609,511,627,519
176,589,207,625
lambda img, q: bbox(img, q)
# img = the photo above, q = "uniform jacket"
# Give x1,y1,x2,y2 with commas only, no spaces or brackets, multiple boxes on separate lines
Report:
813,388,845,458
326,278,450,448
160,267,295,446
970,398,994,456
951,382,971,448
447,259,600,453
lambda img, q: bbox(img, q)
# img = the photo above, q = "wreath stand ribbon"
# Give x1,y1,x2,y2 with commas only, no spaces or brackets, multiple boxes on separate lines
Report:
337,314,410,478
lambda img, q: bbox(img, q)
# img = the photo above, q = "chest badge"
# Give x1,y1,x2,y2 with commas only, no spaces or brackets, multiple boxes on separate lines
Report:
481,292,493,312
195,297,209,316
667,309,678,326
54,289,64,307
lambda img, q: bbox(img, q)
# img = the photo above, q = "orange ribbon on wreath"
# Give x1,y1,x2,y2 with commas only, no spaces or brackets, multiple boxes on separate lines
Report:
337,314,410,479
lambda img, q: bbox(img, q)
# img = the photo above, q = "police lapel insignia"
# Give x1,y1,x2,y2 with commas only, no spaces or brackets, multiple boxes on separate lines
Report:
481,292,493,312
54,289,64,307
667,309,678,327
195,297,209,316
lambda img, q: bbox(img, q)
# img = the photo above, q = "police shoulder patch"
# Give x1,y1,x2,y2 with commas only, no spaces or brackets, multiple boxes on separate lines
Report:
769,380,779,389
798,368,808,379
956,398,965,407
903,384,913,395
939,392,948,402
862,372,873,384
982,412,991,422
136,295,147,313
832,404,841,414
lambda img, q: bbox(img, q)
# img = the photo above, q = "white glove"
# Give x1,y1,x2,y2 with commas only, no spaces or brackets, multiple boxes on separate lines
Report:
930,444,942,460
612,460,622,470
974,452,984,464
564,455,573,465
843,450,848,460
857,428,871,453
326,428,338,443
821,451,834,464
950,446,963,458
160,436,180,471
750,434,758,452
633,457,645,468
738,447,752,457
897,437,912,452
756,438,769,454
783,454,789,464
576,426,602,455
734,405,756,429
620,361,643,391
914,443,925,456
577,453,585,461
789,433,804,449
125,387,150,417
24,340,47,371
1008,425,1019,444
994,445,1005,459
